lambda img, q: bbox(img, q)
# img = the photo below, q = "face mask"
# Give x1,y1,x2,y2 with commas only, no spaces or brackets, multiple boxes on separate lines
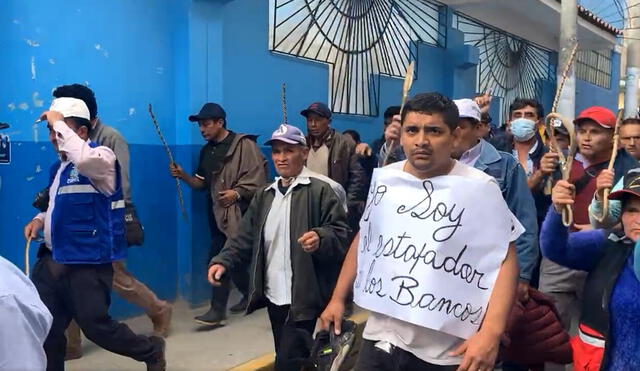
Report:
510,118,537,142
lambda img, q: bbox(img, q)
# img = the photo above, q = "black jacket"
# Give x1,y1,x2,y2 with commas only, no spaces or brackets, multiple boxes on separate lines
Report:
308,129,368,205
579,235,633,370
210,176,350,321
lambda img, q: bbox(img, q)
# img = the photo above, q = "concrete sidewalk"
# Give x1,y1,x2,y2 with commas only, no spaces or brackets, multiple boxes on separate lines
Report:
66,301,274,371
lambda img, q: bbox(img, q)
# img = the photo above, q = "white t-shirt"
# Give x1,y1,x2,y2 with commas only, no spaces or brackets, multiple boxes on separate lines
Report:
362,160,523,366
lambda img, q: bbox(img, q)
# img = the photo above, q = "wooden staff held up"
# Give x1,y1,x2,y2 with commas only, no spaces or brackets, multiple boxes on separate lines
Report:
25,237,32,275
544,42,580,196
281,82,288,125
597,109,624,222
545,112,578,227
382,61,415,166
148,104,188,221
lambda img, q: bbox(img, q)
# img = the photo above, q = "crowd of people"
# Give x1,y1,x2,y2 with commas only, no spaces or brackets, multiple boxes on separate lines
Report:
2,82,638,371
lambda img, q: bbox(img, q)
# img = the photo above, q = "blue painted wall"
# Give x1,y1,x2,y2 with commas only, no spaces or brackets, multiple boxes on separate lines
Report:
0,0,181,317
0,0,620,318
575,50,622,114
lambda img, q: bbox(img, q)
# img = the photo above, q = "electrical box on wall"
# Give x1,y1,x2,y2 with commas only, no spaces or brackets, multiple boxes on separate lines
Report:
0,134,10,165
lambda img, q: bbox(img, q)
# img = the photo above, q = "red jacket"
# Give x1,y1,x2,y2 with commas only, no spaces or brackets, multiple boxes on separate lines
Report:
500,288,573,366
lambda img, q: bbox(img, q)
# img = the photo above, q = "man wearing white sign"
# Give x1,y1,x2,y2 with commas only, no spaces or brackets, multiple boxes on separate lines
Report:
320,93,522,371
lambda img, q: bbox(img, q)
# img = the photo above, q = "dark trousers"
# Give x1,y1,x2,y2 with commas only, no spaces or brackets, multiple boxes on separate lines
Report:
208,208,249,312
355,340,458,371
31,248,160,371
502,363,530,371
266,301,316,371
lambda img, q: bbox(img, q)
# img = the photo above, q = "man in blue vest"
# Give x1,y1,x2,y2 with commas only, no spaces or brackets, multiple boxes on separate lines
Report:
23,98,166,371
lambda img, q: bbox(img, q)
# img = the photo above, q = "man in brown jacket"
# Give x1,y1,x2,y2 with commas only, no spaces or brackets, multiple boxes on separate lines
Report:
170,103,267,326
301,102,367,233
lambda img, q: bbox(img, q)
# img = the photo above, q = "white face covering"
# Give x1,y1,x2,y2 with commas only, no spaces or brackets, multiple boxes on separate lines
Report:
511,118,537,142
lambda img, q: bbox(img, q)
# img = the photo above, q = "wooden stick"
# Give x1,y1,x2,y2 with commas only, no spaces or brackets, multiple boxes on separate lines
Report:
552,43,580,113
148,104,188,221
598,109,624,222
281,83,288,125
383,61,415,166
546,112,578,226
399,61,415,115
544,42,579,196
25,237,31,276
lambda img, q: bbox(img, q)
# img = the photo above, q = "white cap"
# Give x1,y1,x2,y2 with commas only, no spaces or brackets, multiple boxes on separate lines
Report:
454,98,481,122
49,97,91,121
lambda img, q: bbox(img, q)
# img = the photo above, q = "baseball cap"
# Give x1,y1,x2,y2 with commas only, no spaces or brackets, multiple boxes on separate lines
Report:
609,169,640,201
49,97,90,120
188,103,226,122
301,102,332,119
265,124,307,146
454,99,481,122
574,106,616,129
554,124,569,136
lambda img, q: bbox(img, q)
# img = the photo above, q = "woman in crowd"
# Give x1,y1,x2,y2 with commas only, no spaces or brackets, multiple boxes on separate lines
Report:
541,170,640,370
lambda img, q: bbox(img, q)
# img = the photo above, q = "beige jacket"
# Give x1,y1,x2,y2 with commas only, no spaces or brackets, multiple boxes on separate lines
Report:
210,134,268,238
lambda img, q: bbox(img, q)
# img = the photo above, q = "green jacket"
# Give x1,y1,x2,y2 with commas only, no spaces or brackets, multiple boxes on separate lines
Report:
210,174,350,322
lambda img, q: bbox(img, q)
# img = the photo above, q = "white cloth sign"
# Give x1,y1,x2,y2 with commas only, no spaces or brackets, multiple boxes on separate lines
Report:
354,166,523,340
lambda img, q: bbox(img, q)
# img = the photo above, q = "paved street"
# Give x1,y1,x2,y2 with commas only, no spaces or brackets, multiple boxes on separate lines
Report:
67,301,274,371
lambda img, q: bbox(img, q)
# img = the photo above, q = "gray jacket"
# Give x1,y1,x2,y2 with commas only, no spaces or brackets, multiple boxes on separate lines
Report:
90,120,132,205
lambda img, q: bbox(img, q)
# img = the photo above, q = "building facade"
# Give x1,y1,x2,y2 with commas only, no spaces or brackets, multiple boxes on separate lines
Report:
0,0,621,317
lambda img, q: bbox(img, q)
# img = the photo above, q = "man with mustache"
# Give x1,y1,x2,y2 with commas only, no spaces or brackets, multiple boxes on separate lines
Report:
170,103,267,326
208,123,349,371
321,92,522,371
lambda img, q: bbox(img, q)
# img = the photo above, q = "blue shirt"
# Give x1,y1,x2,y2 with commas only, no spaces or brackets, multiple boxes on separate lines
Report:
511,140,539,177
459,140,483,167
474,140,539,282
0,256,52,370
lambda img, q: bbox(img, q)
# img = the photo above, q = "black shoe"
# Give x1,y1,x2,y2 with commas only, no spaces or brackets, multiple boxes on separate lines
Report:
146,336,166,371
194,308,226,326
229,297,248,314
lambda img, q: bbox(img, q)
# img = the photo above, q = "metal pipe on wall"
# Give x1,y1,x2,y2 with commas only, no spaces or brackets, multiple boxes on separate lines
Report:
558,0,578,120
625,0,640,118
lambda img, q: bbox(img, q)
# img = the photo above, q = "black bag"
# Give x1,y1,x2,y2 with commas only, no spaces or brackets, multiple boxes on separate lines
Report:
124,204,144,247
32,187,50,212
305,320,357,371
